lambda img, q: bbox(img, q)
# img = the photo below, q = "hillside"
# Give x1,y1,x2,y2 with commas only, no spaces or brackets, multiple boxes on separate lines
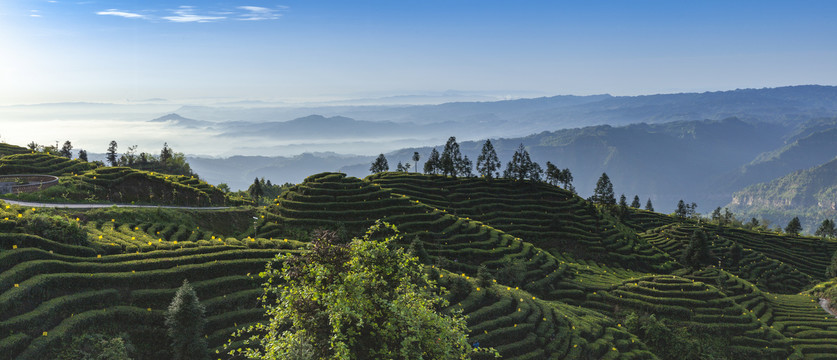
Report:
0,153,242,207
727,157,837,233
3,144,837,359
719,120,837,192
340,118,787,213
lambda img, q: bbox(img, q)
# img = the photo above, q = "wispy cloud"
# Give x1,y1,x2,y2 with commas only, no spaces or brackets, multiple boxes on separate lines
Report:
237,6,283,21
97,9,147,19
30,10,41,17
93,5,287,23
163,6,225,23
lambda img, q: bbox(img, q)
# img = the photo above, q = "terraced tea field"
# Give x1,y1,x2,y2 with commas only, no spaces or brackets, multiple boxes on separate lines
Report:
3,157,837,359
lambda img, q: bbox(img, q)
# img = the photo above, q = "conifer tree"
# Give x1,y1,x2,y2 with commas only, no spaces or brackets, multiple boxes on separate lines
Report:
545,162,559,186
440,136,465,177
476,265,493,288
592,173,616,205
248,177,264,201
424,148,441,175
631,195,641,208
785,217,802,236
458,155,473,177
503,143,539,181
645,198,654,212
728,242,743,267
369,153,389,173
476,139,501,179
106,141,118,166
681,229,711,270
827,250,837,278
816,219,836,239
675,200,688,219
78,149,88,162
166,280,209,360
160,142,173,164
560,168,573,190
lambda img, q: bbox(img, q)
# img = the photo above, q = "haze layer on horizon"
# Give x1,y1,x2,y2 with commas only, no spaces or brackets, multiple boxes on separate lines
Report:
2,0,836,105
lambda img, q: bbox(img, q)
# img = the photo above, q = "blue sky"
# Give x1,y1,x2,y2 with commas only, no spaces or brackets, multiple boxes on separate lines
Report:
1,0,836,104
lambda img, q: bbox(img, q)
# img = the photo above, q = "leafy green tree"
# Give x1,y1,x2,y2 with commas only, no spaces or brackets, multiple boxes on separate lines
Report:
369,153,389,173
78,149,88,162
56,333,133,360
494,257,526,287
412,151,420,173
711,207,722,223
107,140,118,166
681,229,711,270
785,217,802,236
59,140,73,158
746,217,760,230
231,221,482,359
722,208,736,225
645,198,654,212
631,195,641,208
591,173,616,205
27,141,39,151
396,161,406,172
560,168,574,192
545,161,559,186
816,219,836,239
166,280,209,360
248,177,264,201
624,312,705,360
423,148,441,174
476,139,501,179
619,194,628,207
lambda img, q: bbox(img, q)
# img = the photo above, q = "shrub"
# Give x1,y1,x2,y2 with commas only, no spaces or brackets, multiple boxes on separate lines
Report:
19,215,88,246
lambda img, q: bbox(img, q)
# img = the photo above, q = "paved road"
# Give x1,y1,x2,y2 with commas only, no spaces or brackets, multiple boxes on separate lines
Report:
1,199,232,210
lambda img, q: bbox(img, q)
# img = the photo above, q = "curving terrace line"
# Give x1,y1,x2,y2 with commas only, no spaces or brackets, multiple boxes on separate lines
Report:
1,199,231,210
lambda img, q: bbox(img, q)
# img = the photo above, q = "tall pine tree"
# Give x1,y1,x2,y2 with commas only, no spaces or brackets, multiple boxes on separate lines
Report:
166,280,209,360
592,173,616,205
424,148,441,175
476,139,501,179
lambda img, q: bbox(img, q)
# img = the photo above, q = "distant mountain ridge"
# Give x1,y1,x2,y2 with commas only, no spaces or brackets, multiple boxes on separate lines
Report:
728,157,837,233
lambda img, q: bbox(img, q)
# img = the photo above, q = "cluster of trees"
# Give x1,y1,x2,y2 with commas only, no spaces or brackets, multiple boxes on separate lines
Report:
371,137,575,190
816,219,836,239
675,200,699,219
57,279,209,360
245,177,293,205
106,141,195,177
27,140,90,162
590,172,654,211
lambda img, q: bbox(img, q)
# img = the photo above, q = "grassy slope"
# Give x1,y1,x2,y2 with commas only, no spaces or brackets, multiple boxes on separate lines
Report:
0,153,243,206
2,167,837,359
